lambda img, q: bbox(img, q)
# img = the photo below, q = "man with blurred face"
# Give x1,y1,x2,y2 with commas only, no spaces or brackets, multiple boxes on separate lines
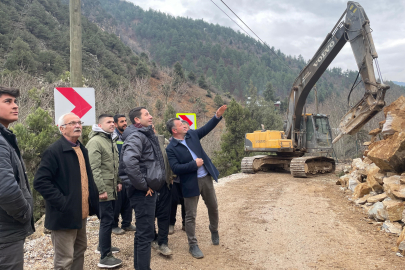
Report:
168,120,189,235
166,105,227,259
118,107,166,270
34,113,99,270
112,114,136,235
86,114,122,268
0,86,35,270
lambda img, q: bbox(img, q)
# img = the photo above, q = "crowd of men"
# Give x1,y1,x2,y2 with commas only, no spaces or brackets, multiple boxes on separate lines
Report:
0,85,227,270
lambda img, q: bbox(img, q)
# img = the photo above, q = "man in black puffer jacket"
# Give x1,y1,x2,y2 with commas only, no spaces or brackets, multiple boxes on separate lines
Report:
118,106,166,270
0,86,35,270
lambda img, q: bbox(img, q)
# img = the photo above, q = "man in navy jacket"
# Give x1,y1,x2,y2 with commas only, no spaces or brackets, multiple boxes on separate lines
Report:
166,105,227,259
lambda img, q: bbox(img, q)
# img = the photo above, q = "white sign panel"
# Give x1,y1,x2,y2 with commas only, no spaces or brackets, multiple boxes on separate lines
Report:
54,87,96,126
176,113,197,130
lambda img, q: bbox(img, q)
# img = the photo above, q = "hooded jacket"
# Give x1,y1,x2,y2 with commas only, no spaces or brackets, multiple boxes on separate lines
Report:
118,124,166,196
0,123,35,243
86,125,120,202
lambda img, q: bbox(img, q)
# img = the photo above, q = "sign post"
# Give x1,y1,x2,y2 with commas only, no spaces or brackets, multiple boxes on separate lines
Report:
54,87,96,126
176,113,197,130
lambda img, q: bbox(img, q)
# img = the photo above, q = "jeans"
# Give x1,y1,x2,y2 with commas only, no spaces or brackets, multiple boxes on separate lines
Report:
170,182,185,227
113,184,133,228
51,219,87,270
183,175,218,246
0,239,24,270
130,189,156,270
99,200,115,259
154,184,172,245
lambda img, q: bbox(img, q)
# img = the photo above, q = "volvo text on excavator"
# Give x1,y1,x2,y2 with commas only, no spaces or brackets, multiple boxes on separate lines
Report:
241,1,390,177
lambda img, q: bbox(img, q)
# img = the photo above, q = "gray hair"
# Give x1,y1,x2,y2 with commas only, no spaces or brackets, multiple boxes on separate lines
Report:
181,120,190,126
58,113,78,134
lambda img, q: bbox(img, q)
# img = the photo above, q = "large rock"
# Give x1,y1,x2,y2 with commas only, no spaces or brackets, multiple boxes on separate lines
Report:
336,175,349,186
369,128,382,136
353,183,372,199
384,176,403,200
348,177,360,192
381,221,403,235
374,173,385,185
367,193,387,203
367,132,405,173
365,163,383,193
368,202,387,221
352,158,366,170
382,96,405,134
383,200,405,221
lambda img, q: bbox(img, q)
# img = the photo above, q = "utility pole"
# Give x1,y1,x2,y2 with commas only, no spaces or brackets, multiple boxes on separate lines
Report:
70,0,82,87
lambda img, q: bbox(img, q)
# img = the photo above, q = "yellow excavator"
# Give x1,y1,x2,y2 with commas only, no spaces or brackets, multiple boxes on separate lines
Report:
241,1,390,177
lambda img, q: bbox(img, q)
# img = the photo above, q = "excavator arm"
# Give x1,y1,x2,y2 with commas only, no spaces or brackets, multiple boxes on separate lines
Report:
285,1,388,145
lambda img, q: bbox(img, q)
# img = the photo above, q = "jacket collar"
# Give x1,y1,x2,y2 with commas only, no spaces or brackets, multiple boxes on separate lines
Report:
171,132,190,147
60,135,82,152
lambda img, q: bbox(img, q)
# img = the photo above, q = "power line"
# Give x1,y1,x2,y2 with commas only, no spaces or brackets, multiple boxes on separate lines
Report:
210,0,253,39
216,0,294,71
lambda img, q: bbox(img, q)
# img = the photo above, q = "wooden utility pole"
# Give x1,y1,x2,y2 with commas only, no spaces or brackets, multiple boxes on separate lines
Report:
70,0,82,87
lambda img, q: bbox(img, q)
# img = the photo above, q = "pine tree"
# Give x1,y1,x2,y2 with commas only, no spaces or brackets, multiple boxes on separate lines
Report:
198,75,208,90
263,82,275,102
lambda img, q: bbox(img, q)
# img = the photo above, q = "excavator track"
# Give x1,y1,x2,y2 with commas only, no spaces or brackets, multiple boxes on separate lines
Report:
290,156,335,178
241,155,293,174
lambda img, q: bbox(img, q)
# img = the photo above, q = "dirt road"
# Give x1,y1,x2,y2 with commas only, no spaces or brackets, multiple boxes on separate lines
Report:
25,172,405,269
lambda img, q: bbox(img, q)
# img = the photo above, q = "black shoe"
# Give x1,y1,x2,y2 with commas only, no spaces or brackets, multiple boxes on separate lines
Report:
211,231,219,245
189,245,204,259
97,252,122,268
122,224,136,231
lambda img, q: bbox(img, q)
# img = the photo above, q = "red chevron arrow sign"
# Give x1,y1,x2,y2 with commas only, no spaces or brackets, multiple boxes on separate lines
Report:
54,87,96,126
176,113,197,130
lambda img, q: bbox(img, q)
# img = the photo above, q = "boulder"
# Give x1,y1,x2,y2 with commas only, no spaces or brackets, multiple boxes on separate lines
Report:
353,183,372,199
352,158,366,170
355,194,370,205
348,177,360,192
368,202,387,221
384,176,403,200
367,132,405,173
397,227,405,247
381,221,403,235
369,128,382,136
383,200,405,222
383,96,405,133
336,175,349,186
367,193,387,203
374,173,385,185
365,163,383,193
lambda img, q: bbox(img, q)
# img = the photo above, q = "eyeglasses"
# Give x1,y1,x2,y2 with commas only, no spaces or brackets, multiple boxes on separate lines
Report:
61,121,84,127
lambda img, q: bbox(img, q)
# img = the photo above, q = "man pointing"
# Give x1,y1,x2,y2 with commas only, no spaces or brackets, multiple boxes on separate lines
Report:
165,105,227,259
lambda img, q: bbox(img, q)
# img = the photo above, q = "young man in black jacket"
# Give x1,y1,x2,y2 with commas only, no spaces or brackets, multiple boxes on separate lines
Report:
0,86,35,270
119,107,166,270
34,112,99,270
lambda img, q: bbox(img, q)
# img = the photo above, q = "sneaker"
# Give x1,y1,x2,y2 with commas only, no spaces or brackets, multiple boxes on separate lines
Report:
112,227,125,235
168,225,174,235
211,231,219,245
189,245,204,259
122,224,136,231
151,240,159,250
158,244,173,256
97,252,122,268
95,246,120,254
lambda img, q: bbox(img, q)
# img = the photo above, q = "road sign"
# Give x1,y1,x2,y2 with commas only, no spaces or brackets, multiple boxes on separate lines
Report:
176,113,197,130
54,87,96,126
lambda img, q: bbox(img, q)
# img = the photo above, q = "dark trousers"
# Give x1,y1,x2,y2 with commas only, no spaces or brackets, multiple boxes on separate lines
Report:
130,190,156,270
99,200,116,259
154,184,172,246
0,239,24,270
113,184,133,228
170,182,185,226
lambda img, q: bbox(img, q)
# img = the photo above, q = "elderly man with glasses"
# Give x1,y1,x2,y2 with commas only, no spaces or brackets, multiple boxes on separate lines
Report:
34,112,100,270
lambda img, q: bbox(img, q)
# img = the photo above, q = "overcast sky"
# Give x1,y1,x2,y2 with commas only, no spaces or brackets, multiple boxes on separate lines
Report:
127,0,405,82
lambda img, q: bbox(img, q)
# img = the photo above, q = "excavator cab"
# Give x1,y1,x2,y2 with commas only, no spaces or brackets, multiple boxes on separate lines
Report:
302,114,333,157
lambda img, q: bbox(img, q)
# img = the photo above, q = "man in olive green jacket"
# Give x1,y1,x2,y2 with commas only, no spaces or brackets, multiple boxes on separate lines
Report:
86,114,122,269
